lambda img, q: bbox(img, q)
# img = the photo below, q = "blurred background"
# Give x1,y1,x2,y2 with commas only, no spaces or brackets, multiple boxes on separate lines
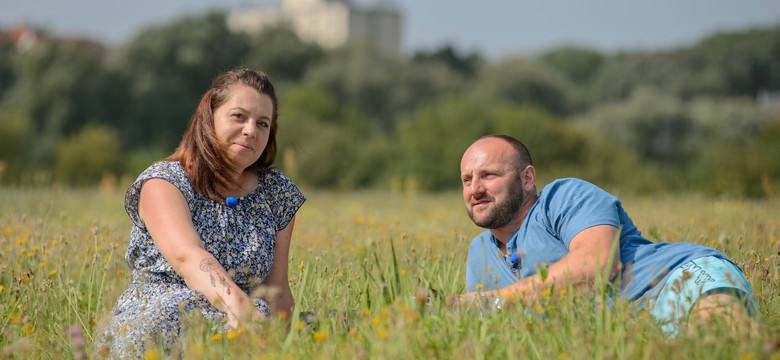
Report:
1,0,779,197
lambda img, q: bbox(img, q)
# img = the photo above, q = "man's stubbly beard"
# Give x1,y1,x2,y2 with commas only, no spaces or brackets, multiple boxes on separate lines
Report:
467,177,524,229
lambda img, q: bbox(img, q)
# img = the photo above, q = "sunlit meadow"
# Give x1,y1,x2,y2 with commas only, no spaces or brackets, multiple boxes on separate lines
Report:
1,185,778,359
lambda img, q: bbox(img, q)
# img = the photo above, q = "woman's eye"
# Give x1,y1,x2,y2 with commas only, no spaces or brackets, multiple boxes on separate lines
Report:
258,121,270,128
232,113,245,120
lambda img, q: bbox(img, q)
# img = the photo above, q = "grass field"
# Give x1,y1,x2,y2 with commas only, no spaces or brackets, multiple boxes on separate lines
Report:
0,185,778,359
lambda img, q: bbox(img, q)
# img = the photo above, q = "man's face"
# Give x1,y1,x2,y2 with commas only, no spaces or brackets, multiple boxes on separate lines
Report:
460,138,525,229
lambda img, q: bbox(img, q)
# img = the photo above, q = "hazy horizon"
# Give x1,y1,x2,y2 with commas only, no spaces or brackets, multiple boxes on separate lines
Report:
2,0,779,57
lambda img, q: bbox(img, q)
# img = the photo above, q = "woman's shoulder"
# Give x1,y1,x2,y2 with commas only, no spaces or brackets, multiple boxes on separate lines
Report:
125,161,197,228
134,161,189,186
139,161,184,177
256,167,305,202
258,167,294,187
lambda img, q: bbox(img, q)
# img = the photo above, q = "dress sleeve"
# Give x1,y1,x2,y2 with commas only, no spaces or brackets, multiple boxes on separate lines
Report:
124,162,195,229
265,168,306,231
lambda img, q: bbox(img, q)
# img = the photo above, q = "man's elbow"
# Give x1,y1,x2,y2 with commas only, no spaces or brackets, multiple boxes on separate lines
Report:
602,250,622,281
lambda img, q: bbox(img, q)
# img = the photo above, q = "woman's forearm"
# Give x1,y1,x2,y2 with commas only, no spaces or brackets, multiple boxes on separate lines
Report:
177,251,257,326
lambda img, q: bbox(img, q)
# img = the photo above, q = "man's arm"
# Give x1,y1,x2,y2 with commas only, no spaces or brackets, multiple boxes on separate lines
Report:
465,224,621,303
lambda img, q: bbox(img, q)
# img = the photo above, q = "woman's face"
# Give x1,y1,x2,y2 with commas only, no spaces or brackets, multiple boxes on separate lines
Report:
213,84,274,173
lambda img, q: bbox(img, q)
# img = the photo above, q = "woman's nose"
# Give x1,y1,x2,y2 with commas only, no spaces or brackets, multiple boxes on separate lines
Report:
242,122,256,136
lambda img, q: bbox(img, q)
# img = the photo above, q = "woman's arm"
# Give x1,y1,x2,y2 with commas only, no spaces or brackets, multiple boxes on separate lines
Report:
139,179,262,328
259,217,296,318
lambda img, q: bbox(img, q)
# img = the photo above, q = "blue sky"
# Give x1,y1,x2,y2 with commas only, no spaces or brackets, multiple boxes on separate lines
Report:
2,0,779,57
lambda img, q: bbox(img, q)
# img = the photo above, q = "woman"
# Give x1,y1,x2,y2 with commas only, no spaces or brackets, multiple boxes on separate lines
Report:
95,69,305,358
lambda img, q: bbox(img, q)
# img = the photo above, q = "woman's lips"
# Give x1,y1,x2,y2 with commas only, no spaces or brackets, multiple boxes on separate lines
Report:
234,143,253,151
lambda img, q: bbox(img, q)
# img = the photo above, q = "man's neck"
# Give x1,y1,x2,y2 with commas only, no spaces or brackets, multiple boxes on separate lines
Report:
490,196,537,253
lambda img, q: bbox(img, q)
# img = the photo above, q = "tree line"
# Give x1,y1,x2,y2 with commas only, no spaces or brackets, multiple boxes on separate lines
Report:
1,11,779,197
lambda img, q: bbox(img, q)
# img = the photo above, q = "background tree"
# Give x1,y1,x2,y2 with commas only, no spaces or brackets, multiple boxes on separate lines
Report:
540,46,604,87
244,25,324,84
474,58,581,116
55,125,123,185
5,38,107,167
105,11,250,150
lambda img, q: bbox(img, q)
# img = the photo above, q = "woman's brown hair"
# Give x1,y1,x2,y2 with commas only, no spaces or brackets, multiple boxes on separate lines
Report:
167,69,279,201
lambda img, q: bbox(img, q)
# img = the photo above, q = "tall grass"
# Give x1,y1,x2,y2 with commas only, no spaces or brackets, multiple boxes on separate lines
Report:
0,186,778,359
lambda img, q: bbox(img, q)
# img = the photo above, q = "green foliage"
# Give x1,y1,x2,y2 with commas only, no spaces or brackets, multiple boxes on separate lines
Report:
276,85,387,189
696,26,780,96
244,25,324,83
55,125,122,185
6,38,107,164
1,17,779,197
0,37,17,100
578,86,693,166
395,96,492,190
491,104,587,168
304,44,408,132
540,45,605,86
412,45,482,77
105,11,251,149
0,110,31,183
589,26,780,105
475,57,581,115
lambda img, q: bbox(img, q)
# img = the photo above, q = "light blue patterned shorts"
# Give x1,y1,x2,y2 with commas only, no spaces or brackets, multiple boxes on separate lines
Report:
646,256,758,335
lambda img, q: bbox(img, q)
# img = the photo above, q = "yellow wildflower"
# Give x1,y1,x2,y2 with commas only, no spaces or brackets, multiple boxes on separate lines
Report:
143,349,160,360
312,330,329,342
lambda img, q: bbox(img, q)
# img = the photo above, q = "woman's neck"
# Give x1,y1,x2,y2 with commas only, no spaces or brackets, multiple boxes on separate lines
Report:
220,169,258,198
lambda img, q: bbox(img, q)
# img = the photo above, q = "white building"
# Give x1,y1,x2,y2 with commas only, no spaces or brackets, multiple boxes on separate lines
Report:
227,0,402,57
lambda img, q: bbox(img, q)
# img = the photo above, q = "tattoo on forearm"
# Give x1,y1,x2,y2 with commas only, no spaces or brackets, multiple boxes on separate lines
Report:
219,275,232,295
199,258,232,294
200,258,220,271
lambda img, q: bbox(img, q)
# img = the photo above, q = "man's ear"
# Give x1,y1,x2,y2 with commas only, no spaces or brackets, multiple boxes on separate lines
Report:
522,165,536,192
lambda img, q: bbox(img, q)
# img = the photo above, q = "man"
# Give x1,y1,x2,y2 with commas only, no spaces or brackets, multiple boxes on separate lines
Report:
459,134,758,334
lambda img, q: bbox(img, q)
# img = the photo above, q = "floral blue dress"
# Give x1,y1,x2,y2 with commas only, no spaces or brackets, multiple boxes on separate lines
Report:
94,161,305,358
